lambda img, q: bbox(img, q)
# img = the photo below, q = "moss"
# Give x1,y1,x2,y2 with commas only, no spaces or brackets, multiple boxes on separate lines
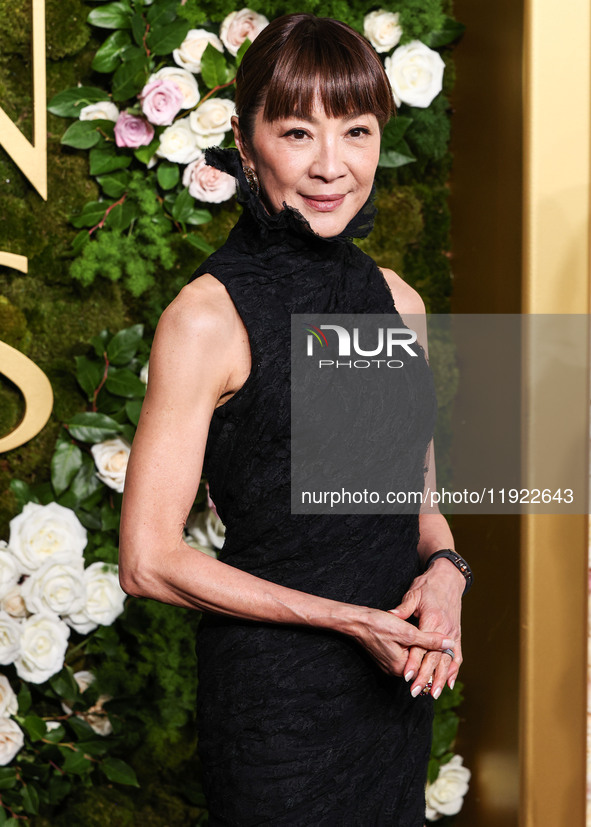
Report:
46,0,90,60
0,379,24,439
0,1,31,55
0,295,30,350
356,185,424,273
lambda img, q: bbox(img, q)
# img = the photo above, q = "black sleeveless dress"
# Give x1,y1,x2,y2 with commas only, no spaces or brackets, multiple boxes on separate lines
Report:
190,148,437,827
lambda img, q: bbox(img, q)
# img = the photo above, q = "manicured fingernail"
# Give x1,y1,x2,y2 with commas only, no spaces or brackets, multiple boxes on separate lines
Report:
443,639,454,648
449,678,456,691
432,686,442,700
411,685,422,698
404,671,414,682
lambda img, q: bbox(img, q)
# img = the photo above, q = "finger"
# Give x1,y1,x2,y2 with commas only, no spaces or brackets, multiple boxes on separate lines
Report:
446,647,463,690
402,644,426,684
409,627,455,652
410,651,442,698
389,591,419,620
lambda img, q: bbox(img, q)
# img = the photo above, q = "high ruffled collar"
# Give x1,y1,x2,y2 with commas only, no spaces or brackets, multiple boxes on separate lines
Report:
204,146,377,243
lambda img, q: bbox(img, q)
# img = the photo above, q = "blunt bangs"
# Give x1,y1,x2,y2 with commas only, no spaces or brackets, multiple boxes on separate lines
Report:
235,15,395,141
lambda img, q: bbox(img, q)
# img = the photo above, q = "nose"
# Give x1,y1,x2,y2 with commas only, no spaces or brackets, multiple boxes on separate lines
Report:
308,136,347,182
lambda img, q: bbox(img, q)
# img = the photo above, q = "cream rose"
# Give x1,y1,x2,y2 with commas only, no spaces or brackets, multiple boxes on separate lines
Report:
14,613,70,684
8,502,87,575
90,437,131,494
0,586,29,619
21,558,85,617
0,544,21,600
385,40,445,108
156,118,202,164
139,361,149,385
64,562,126,635
149,66,200,109
0,612,21,665
185,507,226,551
219,9,269,57
182,156,236,203
173,29,224,74
189,98,234,139
0,718,24,765
79,101,119,122
0,675,18,718
425,755,471,820
363,10,403,53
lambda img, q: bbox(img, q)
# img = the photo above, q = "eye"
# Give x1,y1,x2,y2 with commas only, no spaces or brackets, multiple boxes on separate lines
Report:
283,128,309,140
348,126,371,138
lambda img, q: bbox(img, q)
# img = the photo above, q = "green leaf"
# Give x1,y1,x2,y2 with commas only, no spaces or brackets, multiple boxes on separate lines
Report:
104,199,139,232
0,769,17,791
157,161,180,190
9,479,38,508
427,756,440,784
146,19,190,55
106,324,144,365
431,710,459,757
200,43,230,89
112,53,149,101
76,738,110,756
235,38,250,68
378,149,416,168
146,0,176,27
186,209,213,226
70,230,90,255
91,329,110,358
75,355,105,400
17,683,31,716
47,86,111,118
68,716,95,740
60,747,93,775
134,136,160,165
70,200,113,229
51,441,83,496
101,501,121,531
23,715,47,742
381,116,413,150
130,12,146,46
171,187,193,222
96,170,130,198
50,667,80,701
101,757,139,787
424,17,466,48
105,367,146,398
125,398,143,426
184,233,215,255
89,148,132,175
68,412,122,443
61,120,102,149
43,724,66,743
22,782,40,815
48,775,72,805
92,29,132,72
87,2,133,30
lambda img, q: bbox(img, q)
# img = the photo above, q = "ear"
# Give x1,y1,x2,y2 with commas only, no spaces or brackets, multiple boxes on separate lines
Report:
232,115,256,169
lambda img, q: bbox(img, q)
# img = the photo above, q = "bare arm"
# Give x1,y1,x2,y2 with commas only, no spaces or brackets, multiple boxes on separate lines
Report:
119,276,455,678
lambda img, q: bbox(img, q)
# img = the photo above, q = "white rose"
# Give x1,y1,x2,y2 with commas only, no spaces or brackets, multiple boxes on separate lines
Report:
0,613,21,665
79,101,119,122
185,507,225,551
173,29,224,74
90,437,131,494
149,66,200,109
363,10,403,53
14,613,70,684
0,718,24,765
156,118,202,164
64,562,126,635
8,502,87,575
385,40,445,108
139,361,149,385
182,156,236,203
189,98,234,138
425,755,471,820
0,546,21,600
0,586,29,619
0,675,18,718
219,8,269,57
21,558,85,617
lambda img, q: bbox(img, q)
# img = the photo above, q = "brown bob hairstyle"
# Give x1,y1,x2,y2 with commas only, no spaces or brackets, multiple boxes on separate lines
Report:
234,14,395,143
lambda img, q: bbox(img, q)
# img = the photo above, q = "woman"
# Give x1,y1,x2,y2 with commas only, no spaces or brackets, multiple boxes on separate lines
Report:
119,14,469,826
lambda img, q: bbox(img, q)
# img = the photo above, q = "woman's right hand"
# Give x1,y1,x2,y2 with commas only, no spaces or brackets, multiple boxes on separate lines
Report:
350,606,455,678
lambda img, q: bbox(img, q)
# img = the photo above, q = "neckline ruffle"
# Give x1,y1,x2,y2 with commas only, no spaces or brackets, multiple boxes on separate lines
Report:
204,146,377,243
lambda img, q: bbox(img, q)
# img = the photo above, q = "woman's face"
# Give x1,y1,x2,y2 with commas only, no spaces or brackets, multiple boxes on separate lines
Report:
233,101,381,238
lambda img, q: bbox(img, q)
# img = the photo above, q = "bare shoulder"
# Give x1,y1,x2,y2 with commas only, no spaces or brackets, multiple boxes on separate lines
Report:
379,267,426,316
157,274,239,344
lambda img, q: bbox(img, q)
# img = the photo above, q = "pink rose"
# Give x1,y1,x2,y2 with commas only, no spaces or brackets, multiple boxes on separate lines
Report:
219,9,269,57
140,78,184,126
182,156,236,203
114,112,155,148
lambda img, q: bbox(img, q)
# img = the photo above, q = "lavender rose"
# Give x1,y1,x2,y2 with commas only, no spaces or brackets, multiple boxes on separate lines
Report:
140,78,184,126
219,8,269,57
149,67,200,109
183,156,236,203
114,112,155,148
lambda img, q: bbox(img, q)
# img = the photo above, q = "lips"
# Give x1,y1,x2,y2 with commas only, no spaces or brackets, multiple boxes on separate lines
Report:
300,194,347,212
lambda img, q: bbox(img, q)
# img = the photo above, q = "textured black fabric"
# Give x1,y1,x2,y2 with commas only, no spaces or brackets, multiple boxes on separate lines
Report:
189,148,437,826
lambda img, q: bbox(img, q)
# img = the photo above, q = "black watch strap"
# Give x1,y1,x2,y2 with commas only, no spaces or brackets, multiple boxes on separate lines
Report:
424,549,473,595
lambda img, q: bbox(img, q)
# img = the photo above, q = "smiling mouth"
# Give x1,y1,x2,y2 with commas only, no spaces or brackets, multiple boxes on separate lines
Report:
300,194,347,212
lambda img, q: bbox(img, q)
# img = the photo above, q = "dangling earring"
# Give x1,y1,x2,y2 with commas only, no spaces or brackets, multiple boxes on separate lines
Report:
243,165,260,197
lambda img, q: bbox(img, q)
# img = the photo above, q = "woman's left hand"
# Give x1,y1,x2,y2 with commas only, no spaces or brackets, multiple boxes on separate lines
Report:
389,558,464,699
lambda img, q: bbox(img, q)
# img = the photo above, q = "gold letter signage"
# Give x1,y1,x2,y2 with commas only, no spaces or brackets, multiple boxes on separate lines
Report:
0,341,53,452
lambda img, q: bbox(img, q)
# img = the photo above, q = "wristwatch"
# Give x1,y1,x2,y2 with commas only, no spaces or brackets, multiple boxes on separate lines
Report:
424,548,473,595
